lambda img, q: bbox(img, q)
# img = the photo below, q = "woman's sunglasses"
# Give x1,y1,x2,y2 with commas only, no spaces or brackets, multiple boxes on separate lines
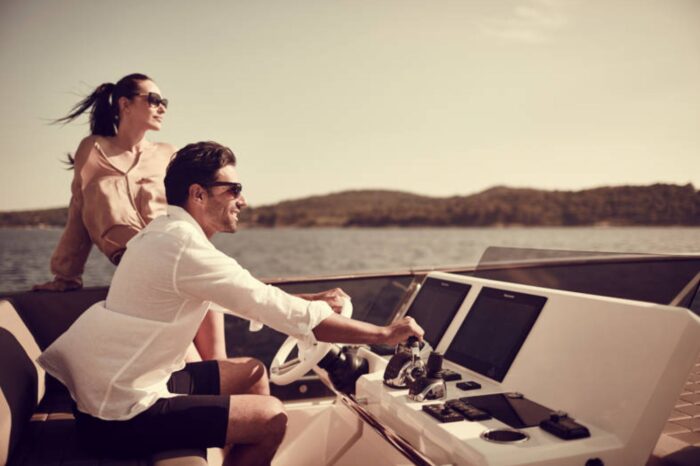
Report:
206,181,243,198
135,92,169,109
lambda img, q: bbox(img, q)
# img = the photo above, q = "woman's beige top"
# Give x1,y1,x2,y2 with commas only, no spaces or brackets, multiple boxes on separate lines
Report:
50,136,176,281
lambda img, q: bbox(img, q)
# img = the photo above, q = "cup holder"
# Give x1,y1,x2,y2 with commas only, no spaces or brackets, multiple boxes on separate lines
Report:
480,428,529,444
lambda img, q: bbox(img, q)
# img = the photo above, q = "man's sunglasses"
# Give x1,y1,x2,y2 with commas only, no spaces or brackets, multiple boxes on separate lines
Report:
135,92,169,109
206,181,243,198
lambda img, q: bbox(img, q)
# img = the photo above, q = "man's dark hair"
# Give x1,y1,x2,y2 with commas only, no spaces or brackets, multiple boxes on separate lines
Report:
165,141,237,207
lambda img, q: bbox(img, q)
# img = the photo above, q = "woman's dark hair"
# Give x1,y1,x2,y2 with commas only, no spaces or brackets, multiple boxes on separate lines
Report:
165,141,237,207
55,73,151,137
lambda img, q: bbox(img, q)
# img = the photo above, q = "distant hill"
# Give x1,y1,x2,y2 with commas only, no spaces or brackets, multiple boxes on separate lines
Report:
2,184,699,228
243,183,700,227
0,207,70,228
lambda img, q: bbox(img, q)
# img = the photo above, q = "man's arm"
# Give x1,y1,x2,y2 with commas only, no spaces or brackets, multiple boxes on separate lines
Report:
174,236,422,346
295,288,349,313
313,314,424,346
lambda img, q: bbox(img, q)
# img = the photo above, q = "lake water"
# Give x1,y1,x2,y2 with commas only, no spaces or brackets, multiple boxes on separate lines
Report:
1,226,699,293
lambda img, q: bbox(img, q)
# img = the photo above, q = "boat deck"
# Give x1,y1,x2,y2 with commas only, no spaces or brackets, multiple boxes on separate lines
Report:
650,354,700,465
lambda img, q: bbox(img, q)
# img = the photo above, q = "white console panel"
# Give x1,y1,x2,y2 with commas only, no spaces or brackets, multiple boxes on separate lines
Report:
356,272,700,466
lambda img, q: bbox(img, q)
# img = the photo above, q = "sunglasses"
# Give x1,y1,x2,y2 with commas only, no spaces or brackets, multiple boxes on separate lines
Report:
135,92,169,109
206,181,243,198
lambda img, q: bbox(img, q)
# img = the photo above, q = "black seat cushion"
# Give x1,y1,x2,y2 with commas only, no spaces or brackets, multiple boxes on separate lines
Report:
0,328,38,464
8,288,107,351
8,417,149,466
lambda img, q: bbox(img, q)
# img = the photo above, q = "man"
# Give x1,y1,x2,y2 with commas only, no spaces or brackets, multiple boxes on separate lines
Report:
38,141,424,466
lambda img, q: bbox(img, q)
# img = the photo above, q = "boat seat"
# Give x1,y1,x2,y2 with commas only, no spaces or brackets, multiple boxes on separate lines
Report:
0,292,209,466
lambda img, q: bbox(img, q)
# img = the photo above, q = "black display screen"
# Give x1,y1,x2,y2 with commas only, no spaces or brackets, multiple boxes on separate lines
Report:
464,393,553,428
445,287,546,382
406,277,471,348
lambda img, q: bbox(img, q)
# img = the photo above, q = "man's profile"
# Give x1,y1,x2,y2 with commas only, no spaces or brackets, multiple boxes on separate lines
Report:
38,141,423,466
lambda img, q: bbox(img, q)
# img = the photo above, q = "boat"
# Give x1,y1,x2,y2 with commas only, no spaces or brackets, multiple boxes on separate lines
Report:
1,246,700,465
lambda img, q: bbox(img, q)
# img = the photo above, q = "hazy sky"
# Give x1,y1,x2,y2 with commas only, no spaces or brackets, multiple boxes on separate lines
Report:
1,0,698,211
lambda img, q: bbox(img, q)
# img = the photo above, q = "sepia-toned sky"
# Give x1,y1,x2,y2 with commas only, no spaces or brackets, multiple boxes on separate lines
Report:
0,0,698,211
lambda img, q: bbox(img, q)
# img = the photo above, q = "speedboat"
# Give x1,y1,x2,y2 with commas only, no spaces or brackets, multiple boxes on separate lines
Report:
2,246,700,466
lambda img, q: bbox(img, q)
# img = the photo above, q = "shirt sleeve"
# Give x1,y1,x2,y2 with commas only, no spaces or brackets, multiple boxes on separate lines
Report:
208,301,264,332
50,142,94,282
174,233,333,345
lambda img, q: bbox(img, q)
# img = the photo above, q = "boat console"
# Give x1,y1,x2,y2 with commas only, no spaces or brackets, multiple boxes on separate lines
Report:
350,272,700,466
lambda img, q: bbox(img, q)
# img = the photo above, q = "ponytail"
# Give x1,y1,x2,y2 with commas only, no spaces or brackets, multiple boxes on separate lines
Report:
54,73,152,137
54,73,152,167
90,83,117,136
54,82,117,136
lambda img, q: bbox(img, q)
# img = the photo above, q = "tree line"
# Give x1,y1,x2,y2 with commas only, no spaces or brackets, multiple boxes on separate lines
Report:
2,184,698,228
243,183,700,227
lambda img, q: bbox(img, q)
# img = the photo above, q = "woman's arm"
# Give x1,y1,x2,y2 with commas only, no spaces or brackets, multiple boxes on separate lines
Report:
34,138,95,291
193,311,228,360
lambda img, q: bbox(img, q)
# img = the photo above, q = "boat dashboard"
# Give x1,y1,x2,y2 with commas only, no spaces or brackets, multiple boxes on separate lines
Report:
337,271,700,466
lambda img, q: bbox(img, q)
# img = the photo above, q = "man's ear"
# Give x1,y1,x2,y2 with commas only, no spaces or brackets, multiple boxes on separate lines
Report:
188,184,207,204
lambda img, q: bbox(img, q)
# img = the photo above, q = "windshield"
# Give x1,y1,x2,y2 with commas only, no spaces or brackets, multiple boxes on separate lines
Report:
473,246,700,307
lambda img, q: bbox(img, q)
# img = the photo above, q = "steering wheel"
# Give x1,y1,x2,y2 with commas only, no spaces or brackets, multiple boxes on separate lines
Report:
270,298,353,385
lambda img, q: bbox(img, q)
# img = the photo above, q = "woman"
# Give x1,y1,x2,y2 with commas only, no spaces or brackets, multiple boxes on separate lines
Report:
33,73,225,362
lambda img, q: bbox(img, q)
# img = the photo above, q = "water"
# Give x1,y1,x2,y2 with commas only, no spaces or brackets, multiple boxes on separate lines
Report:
1,226,699,293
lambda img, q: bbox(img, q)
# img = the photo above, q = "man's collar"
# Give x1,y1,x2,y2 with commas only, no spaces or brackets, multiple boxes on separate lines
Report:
166,205,208,239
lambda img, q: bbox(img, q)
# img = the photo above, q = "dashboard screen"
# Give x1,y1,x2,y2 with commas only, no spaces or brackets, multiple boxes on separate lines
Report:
406,277,471,348
445,287,546,382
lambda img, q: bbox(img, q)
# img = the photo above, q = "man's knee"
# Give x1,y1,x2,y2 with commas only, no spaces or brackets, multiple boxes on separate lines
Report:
219,357,270,395
239,357,267,384
226,396,287,447
248,358,269,395
262,397,287,443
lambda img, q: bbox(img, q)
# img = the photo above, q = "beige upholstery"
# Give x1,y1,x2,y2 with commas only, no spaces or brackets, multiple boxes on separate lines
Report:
207,448,224,465
1,391,10,466
151,452,209,466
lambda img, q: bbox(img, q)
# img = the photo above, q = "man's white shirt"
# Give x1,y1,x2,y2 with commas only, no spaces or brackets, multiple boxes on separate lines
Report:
38,205,333,420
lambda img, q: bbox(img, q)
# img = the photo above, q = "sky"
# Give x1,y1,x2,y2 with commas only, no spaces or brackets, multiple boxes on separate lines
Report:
0,0,698,211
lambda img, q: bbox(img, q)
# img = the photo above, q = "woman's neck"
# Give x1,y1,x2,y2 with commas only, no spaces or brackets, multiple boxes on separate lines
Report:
113,124,148,153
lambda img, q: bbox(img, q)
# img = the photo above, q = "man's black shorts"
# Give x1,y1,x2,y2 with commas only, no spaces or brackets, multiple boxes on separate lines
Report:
73,360,230,457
